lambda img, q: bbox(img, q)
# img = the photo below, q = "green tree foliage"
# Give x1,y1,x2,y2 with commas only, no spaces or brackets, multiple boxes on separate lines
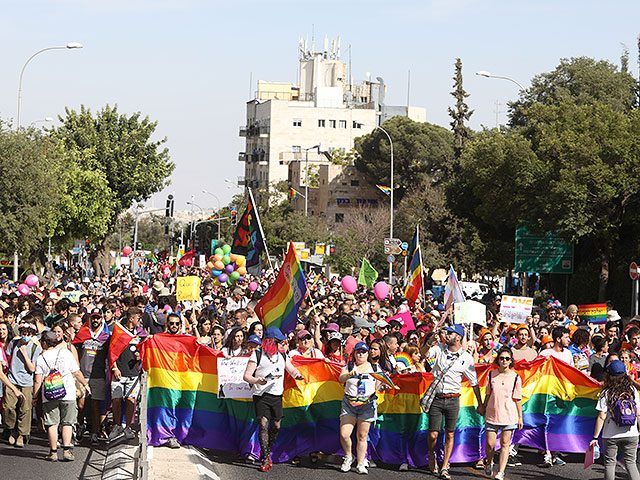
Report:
448,58,474,157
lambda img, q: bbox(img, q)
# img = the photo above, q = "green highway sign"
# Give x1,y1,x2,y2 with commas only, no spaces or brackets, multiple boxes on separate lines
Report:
514,227,574,274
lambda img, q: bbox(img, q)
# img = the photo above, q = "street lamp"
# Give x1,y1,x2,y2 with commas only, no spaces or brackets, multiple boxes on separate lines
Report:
202,190,222,242
224,178,243,190
373,126,394,284
186,200,205,243
17,42,83,129
30,117,53,127
475,70,525,90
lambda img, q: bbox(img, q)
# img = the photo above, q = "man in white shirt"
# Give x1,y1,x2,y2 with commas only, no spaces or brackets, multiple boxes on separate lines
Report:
539,326,574,367
226,288,249,313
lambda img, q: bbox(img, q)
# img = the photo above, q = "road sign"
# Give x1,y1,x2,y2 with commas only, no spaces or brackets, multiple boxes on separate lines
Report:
401,242,409,251
631,262,639,280
387,254,395,263
514,226,574,274
384,238,402,255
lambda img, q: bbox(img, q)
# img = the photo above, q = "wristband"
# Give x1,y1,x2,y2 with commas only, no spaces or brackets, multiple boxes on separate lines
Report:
592,436,598,440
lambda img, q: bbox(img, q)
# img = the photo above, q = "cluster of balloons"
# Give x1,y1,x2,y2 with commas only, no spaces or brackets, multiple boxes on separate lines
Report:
341,275,390,300
206,244,247,287
17,274,39,296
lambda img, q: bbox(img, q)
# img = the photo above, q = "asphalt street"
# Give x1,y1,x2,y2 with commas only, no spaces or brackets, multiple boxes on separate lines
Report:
204,446,625,480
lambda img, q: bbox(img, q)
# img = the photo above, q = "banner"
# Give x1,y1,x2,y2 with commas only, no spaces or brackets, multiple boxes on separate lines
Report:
500,295,534,323
217,356,252,399
454,301,487,326
176,276,201,302
578,303,607,324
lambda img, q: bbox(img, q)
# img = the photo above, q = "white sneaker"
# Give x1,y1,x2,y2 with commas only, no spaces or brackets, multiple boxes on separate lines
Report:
356,463,368,474
340,456,353,472
399,463,409,471
495,472,505,480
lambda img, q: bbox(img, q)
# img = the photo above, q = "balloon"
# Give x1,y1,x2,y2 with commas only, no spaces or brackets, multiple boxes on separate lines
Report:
229,253,238,262
209,255,216,263
236,255,246,266
249,281,259,292
17,284,30,296
374,282,390,300
25,274,39,287
230,271,240,281
214,253,223,262
214,260,225,270
222,255,231,265
222,244,232,254
206,262,215,271
237,266,247,276
341,276,357,294
225,264,234,274
211,269,222,276
214,248,223,255
238,276,245,282
218,273,229,284
212,277,220,286
123,246,132,256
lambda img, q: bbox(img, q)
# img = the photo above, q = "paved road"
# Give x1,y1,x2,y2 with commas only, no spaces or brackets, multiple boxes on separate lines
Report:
204,446,623,480
0,430,108,480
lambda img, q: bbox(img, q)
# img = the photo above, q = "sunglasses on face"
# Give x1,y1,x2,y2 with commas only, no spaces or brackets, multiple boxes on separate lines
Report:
300,336,312,341
498,356,511,361
168,321,180,326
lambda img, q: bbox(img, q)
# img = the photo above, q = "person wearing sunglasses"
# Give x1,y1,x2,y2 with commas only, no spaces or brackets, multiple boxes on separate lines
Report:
477,346,523,480
165,313,183,335
289,329,324,359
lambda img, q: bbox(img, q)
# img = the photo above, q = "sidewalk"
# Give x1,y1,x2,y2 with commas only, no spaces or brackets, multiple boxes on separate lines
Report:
149,444,221,480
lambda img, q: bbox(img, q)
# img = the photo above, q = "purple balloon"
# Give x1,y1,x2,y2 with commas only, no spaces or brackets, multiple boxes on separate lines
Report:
218,273,229,284
225,264,235,274
238,276,245,282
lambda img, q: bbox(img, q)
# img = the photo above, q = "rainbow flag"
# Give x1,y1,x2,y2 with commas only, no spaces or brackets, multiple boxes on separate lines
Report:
170,260,179,277
255,241,307,333
404,246,422,306
142,335,601,465
290,187,304,200
109,321,135,370
578,303,607,324
370,371,399,390
376,184,391,196
444,265,465,310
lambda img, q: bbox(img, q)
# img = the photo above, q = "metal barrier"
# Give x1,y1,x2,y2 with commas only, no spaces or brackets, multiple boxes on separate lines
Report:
136,371,149,480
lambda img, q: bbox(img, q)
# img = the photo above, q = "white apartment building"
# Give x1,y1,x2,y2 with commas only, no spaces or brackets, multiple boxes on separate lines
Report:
239,36,426,195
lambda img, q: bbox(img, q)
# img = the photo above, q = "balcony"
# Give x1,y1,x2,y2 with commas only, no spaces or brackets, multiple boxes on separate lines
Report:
239,125,270,138
238,152,246,162
237,176,246,186
239,126,248,137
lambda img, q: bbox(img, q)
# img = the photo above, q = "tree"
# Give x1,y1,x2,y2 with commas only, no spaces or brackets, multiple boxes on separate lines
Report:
448,58,474,158
51,105,175,274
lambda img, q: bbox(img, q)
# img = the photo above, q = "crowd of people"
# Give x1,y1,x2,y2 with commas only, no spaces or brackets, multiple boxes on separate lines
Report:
0,262,639,480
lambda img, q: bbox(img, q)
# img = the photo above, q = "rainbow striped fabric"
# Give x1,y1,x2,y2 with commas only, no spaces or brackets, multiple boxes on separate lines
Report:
376,184,391,196
141,335,601,465
255,241,307,334
404,246,422,306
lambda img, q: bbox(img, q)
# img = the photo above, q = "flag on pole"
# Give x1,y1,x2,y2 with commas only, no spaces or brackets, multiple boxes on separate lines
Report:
178,249,196,267
443,265,466,310
376,184,391,196
255,241,307,334
357,257,378,288
170,260,179,277
108,322,135,370
404,246,423,306
290,187,304,200
407,226,419,264
231,195,265,268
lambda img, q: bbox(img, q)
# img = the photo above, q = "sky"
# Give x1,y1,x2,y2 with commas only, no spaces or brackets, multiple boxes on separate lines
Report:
1,1,638,216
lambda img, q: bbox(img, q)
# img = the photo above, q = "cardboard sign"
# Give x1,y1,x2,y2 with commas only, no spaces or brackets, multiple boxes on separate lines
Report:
176,276,201,302
454,301,487,326
60,291,82,303
217,356,252,399
578,303,607,324
500,295,533,323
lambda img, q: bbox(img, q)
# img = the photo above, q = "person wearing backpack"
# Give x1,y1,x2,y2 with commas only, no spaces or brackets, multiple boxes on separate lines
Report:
33,331,90,462
590,359,640,480
476,346,523,480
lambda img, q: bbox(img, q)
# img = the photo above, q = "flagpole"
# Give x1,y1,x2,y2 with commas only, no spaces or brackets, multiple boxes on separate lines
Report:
248,187,273,271
416,225,427,310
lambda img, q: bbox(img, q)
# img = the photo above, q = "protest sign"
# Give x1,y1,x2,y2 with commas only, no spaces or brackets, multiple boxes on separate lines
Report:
61,291,81,303
217,356,252,399
386,311,415,335
578,303,607,324
199,254,206,269
500,295,533,323
176,276,201,302
454,301,487,326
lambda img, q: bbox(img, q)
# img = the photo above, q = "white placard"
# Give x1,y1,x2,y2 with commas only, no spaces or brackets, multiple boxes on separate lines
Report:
454,301,487,326
217,356,252,399
199,254,206,269
500,295,534,324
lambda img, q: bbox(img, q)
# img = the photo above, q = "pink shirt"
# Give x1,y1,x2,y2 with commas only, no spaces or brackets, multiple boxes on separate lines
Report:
484,369,522,426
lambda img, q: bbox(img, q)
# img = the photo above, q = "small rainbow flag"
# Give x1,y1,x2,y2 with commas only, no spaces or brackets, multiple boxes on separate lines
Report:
370,371,399,390
290,187,304,200
394,352,414,370
376,184,391,196
578,303,607,324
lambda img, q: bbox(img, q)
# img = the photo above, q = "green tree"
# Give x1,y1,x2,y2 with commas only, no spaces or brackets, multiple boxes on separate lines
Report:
448,58,474,158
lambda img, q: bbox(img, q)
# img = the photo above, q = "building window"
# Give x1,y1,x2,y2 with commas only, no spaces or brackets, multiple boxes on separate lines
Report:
353,121,362,129
293,119,302,127
335,213,344,223
339,120,347,128
351,180,359,187
292,145,301,153
318,119,325,127
329,119,337,128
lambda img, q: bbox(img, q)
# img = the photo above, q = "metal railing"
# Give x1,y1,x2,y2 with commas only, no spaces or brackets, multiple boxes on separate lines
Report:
136,371,149,480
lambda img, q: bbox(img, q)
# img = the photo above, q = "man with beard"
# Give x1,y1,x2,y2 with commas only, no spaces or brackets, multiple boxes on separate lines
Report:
425,324,483,480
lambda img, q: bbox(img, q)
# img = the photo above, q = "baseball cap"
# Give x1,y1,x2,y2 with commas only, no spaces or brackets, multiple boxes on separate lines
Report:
296,329,312,340
354,317,373,330
322,322,339,333
327,331,342,342
247,334,262,345
425,290,433,296
354,341,369,352
607,359,627,376
375,319,389,329
265,327,286,341
444,324,465,338
436,304,445,311
89,308,103,317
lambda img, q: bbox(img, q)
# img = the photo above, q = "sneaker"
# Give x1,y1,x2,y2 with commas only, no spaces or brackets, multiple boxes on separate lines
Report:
8,433,16,446
494,472,504,480
98,430,109,441
552,456,566,466
507,455,521,466
366,459,376,468
475,459,485,470
542,454,552,468
164,437,180,449
484,462,494,477
109,425,124,441
45,451,58,462
91,433,99,446
356,463,368,474
399,463,409,471
509,444,519,457
123,427,136,440
15,435,24,448
341,456,353,472
63,449,75,462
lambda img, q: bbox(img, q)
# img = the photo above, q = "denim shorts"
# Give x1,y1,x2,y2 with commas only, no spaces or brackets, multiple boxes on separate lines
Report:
486,422,518,432
340,398,378,423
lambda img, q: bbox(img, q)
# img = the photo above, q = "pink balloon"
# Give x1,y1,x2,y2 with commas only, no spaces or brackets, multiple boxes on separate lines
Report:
341,275,357,294
25,274,39,287
374,282,390,300
123,246,132,256
17,284,30,296
249,281,259,292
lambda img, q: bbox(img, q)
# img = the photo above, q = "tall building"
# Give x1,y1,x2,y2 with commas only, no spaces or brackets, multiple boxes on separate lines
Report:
239,36,426,195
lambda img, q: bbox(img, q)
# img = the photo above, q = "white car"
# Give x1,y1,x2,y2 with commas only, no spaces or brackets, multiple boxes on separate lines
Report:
460,281,489,299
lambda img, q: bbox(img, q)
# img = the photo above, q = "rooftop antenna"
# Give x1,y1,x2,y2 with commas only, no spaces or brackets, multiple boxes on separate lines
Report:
323,36,328,58
331,39,335,58
311,24,315,53
337,36,341,59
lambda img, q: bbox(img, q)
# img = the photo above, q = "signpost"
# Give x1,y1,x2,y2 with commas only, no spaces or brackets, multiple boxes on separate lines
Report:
384,238,403,255
387,254,395,263
631,262,639,316
514,227,574,273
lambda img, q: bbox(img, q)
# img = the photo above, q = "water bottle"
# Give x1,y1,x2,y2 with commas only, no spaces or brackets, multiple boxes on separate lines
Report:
594,443,600,460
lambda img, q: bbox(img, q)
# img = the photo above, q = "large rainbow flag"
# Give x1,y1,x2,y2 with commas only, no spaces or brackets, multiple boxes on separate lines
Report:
254,241,307,334
141,334,601,464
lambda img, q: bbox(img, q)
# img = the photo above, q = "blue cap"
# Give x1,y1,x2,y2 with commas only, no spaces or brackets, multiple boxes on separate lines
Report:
607,359,627,376
265,327,286,341
444,324,465,338
436,304,445,311
354,341,369,352
247,334,262,345
9,283,16,288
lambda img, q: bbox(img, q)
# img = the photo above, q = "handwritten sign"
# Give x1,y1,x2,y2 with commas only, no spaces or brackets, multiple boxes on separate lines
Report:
217,356,252,399
500,295,533,323
60,291,81,303
578,303,607,324
176,276,201,302
454,301,487,326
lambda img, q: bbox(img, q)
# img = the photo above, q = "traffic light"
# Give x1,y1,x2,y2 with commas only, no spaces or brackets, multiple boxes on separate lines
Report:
165,194,174,217
164,219,169,235
231,206,238,226
135,241,142,251
328,244,335,255
84,237,90,249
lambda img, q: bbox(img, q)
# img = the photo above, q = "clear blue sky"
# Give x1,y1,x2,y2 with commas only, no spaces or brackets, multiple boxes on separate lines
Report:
1,1,638,213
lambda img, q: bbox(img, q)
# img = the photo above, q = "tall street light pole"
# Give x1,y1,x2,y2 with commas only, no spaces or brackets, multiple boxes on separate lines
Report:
187,200,205,246
475,70,525,90
372,125,394,284
17,42,83,129
202,189,222,242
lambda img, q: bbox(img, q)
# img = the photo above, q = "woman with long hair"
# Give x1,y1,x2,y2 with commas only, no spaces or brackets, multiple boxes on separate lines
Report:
222,327,247,357
0,320,14,355
368,338,392,373
591,360,640,480
196,316,213,348
211,325,225,350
